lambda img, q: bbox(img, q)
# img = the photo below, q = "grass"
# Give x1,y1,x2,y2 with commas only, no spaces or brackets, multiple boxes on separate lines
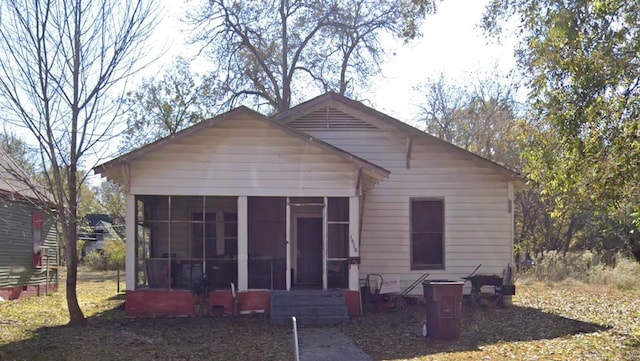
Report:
1,270,639,360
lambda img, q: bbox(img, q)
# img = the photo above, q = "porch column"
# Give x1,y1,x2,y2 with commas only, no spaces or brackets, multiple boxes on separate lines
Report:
238,196,248,291
508,182,515,265
348,196,360,291
322,197,328,290
125,194,135,291
285,198,291,290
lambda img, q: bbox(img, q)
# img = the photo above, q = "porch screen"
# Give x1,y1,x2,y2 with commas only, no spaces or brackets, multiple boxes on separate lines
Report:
328,197,349,288
135,196,238,290
248,197,286,289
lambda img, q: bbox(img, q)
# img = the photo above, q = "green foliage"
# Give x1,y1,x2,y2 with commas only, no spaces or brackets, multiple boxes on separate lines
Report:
103,239,125,270
83,240,125,271
483,0,640,228
83,251,107,271
95,180,126,238
120,57,218,153
76,240,86,259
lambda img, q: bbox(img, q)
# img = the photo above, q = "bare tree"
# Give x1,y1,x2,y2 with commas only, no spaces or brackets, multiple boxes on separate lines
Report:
415,75,470,146
0,0,157,326
187,0,437,113
416,72,521,166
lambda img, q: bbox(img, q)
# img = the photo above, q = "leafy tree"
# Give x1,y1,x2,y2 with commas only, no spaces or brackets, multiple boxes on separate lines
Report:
95,180,126,238
187,0,437,112
120,57,219,152
483,0,640,231
0,0,157,325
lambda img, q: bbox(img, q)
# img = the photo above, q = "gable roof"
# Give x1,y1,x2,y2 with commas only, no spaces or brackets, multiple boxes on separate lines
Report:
94,105,390,182
0,148,52,204
274,92,524,183
85,213,113,228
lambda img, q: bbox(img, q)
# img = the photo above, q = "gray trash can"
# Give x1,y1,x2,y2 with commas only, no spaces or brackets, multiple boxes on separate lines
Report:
422,281,464,340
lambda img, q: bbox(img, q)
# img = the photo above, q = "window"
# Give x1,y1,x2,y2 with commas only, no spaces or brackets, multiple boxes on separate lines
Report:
410,199,444,270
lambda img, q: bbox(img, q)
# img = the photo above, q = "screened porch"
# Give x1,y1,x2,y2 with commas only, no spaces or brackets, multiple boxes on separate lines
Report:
133,195,355,292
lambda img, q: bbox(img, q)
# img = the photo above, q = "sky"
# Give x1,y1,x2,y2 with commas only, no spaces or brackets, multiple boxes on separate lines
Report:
370,0,518,121
148,0,518,122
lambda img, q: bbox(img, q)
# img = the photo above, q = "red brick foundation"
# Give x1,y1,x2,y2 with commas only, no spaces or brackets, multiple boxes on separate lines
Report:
344,290,361,316
125,289,361,317
125,289,271,317
0,283,59,300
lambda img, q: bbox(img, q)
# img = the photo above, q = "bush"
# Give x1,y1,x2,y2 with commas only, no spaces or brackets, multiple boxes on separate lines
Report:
522,250,640,291
83,250,106,270
82,239,125,271
104,239,125,270
76,240,86,259
524,250,599,282
590,258,640,291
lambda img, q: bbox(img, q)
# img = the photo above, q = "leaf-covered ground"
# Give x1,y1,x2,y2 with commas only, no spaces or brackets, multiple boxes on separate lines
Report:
1,272,638,360
344,279,640,360
0,270,293,361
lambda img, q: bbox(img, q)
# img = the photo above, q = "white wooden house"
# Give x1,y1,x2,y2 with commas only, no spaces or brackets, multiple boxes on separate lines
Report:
94,92,522,317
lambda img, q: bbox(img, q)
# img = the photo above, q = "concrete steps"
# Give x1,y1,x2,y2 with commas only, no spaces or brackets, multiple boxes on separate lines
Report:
270,290,349,326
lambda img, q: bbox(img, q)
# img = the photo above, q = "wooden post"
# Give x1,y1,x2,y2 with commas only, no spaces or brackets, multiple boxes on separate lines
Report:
237,196,248,291
348,196,360,291
125,194,136,290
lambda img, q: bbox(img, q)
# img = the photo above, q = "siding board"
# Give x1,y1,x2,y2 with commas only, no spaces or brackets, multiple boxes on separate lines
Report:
129,120,360,197
0,200,58,290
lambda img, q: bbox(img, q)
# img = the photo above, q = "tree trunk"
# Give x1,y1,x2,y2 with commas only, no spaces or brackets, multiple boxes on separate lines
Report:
63,217,87,326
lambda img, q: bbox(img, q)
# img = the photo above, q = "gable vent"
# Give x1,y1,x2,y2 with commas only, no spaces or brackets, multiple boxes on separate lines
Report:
288,106,379,130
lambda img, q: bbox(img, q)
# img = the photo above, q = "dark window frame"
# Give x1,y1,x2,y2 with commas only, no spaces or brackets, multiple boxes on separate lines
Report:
410,198,445,270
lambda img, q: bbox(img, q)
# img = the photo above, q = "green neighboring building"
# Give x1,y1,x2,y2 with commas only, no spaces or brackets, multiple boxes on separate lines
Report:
0,152,58,300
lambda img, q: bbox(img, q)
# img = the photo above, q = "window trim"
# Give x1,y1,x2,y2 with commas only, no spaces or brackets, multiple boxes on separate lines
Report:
410,197,445,270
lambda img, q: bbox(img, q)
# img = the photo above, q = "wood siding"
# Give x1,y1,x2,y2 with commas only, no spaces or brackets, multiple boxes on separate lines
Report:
0,199,58,289
128,118,358,197
298,126,513,295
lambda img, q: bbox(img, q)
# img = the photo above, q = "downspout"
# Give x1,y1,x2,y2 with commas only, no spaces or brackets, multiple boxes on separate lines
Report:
359,193,366,253
355,167,364,251
405,134,413,169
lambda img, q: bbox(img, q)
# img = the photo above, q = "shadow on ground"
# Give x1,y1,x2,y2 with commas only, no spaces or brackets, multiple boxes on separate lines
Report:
343,304,609,360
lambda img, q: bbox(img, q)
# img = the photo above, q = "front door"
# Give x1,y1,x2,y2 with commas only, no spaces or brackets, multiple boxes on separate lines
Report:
296,218,323,287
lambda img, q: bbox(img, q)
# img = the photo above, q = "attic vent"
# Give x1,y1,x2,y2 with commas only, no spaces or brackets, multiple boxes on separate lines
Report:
289,106,378,130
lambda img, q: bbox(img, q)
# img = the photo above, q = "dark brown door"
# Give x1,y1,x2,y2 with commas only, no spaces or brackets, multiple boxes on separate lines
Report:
296,218,323,287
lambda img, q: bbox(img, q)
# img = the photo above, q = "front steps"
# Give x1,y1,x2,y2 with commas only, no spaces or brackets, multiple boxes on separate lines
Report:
270,290,350,326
